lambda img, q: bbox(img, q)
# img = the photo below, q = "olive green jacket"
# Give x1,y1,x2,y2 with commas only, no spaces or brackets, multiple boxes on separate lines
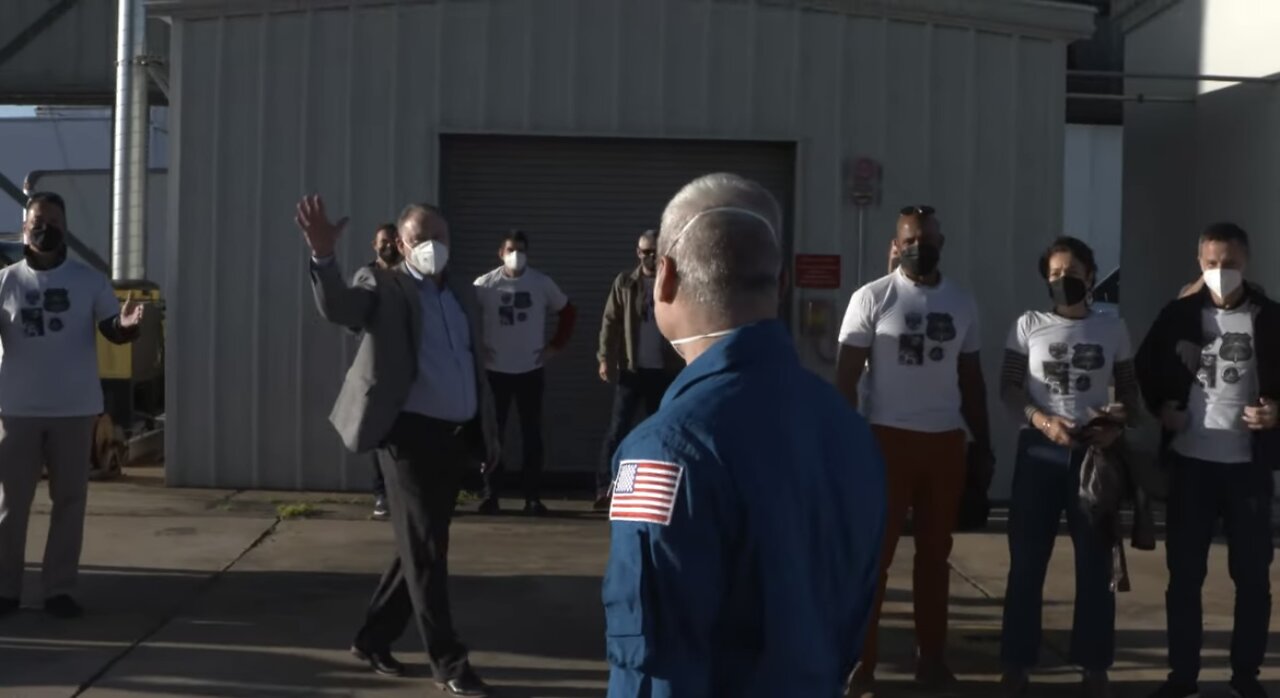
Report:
597,266,682,374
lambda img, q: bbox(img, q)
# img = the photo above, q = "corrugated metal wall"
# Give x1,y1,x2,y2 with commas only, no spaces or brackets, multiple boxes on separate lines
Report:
439,135,796,477
165,0,1075,493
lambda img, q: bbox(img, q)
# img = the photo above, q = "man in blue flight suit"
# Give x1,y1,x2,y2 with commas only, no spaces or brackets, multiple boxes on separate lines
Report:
601,173,888,698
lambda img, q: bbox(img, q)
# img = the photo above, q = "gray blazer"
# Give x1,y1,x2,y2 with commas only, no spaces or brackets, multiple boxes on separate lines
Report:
309,259,499,463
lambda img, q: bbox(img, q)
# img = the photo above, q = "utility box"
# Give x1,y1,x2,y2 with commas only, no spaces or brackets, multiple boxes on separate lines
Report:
97,281,164,434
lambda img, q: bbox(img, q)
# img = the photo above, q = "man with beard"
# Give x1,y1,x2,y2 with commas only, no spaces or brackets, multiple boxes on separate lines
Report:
835,205,993,692
0,192,144,620
365,223,400,520
594,230,682,510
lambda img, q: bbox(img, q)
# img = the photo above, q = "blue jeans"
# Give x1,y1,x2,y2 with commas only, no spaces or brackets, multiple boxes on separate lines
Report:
1165,454,1273,685
1001,430,1116,671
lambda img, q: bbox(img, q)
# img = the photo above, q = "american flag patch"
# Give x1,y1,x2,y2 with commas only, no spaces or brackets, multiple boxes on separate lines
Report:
609,460,684,526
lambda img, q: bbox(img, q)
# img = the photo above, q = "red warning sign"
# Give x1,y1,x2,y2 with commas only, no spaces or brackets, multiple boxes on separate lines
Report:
794,255,841,289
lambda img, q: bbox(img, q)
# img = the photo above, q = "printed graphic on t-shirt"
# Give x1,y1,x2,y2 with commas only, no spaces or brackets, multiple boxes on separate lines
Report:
897,312,956,365
1196,332,1253,388
497,291,535,326
21,308,44,337
43,288,71,313
18,288,74,338
1039,343,1105,396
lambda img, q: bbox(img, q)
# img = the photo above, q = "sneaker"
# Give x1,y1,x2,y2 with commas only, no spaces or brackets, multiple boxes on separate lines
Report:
1001,669,1030,697
370,496,389,521
1147,681,1199,698
1082,670,1112,698
0,597,18,618
43,595,83,619
1230,677,1267,698
524,500,548,517
478,498,500,515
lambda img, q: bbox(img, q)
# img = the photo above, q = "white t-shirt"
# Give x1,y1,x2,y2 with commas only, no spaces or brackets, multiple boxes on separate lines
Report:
1007,310,1132,426
839,269,982,432
1172,305,1259,464
474,266,569,375
0,258,120,417
635,275,665,370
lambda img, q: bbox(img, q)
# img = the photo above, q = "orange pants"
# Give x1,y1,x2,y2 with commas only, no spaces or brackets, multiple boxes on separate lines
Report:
860,425,968,672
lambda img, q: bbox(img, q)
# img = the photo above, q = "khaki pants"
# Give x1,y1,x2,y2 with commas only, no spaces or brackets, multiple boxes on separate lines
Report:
860,425,968,672
0,416,95,600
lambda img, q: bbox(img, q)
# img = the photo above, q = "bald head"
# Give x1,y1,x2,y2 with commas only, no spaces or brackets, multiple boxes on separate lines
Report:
656,173,783,318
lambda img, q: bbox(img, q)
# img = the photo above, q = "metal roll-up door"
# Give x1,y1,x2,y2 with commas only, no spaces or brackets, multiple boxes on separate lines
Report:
440,134,796,482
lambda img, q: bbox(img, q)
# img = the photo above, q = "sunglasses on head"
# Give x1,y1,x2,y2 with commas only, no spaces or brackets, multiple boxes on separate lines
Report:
899,205,935,216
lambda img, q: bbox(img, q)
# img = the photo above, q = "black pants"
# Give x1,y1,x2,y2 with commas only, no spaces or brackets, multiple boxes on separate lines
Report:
370,453,386,499
483,369,545,502
1165,454,1274,685
358,413,470,681
595,369,675,495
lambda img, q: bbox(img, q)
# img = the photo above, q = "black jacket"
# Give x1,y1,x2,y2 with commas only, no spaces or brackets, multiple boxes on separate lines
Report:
1134,285,1280,467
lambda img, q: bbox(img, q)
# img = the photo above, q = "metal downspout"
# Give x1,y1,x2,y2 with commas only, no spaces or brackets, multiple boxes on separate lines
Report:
112,0,149,282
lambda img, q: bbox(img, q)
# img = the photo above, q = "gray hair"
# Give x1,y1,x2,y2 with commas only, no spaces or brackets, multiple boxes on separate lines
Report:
658,173,783,314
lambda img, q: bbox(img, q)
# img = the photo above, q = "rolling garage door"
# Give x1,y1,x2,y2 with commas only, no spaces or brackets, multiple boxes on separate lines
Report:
440,135,796,482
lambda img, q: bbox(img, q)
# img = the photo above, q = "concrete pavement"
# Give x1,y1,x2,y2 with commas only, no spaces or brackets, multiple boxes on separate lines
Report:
1,470,1277,697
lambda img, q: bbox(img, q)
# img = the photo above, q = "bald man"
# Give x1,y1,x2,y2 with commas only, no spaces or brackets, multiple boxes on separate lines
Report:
297,197,498,697
601,174,886,697
835,206,993,690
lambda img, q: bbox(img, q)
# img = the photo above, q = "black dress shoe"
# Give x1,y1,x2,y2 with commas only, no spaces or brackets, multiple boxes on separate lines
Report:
0,597,18,618
437,668,491,697
350,642,405,676
43,595,83,619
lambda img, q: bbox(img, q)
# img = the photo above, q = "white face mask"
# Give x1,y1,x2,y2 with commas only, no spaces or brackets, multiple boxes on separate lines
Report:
1203,268,1243,299
668,328,736,359
409,240,449,276
504,251,527,273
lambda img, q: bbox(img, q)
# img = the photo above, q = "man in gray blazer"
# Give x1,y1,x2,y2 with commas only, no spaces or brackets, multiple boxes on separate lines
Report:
296,195,498,698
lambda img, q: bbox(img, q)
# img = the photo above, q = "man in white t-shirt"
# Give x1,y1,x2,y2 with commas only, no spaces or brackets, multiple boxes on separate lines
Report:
0,192,144,620
835,206,993,689
473,230,577,516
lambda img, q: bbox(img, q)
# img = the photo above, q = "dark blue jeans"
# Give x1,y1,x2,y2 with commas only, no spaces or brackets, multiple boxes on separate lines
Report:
1001,430,1116,671
371,453,387,499
595,369,675,496
1165,454,1274,686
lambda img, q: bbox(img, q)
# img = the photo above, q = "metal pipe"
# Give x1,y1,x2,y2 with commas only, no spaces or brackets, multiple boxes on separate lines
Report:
1066,92,1194,104
1067,69,1279,85
112,0,148,281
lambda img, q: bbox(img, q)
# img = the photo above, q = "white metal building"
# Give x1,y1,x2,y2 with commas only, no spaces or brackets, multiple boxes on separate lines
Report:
154,0,1093,491
1119,0,1280,343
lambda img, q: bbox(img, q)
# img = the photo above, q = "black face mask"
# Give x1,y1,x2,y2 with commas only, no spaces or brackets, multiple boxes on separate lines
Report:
1049,276,1090,307
378,247,401,265
641,255,656,272
898,242,940,277
29,223,65,253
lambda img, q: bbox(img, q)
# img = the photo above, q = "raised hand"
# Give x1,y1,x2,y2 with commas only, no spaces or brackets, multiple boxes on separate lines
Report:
294,194,348,259
120,292,145,329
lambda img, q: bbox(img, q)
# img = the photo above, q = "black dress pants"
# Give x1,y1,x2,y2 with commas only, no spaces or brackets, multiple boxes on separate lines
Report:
357,412,471,681
482,368,545,502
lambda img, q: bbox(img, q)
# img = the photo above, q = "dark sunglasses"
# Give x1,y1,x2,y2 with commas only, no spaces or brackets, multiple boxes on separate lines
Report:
638,249,656,257
899,205,936,217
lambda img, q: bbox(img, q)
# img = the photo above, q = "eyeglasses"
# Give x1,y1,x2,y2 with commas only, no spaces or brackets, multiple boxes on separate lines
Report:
899,205,936,217
638,249,656,257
